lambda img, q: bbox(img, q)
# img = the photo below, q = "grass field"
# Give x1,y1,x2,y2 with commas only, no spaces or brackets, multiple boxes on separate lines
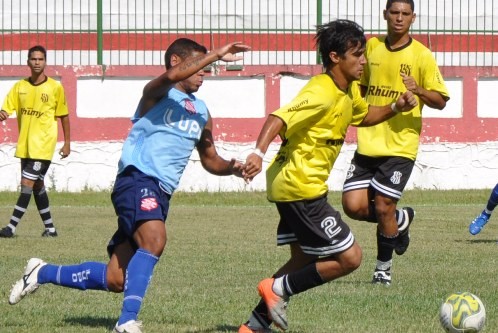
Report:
0,189,497,333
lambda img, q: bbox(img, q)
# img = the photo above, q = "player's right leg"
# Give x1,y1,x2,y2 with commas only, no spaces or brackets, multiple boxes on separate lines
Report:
469,212,490,235
9,257,110,305
239,244,315,332
111,166,169,333
0,160,37,237
342,153,378,223
469,183,498,235
248,199,361,331
369,157,415,285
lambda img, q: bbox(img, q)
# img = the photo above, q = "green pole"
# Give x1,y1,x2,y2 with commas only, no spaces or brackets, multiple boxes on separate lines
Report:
316,0,322,65
97,0,103,65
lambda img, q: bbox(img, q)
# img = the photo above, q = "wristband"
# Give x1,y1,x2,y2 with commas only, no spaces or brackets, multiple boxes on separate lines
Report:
391,103,400,113
253,148,265,158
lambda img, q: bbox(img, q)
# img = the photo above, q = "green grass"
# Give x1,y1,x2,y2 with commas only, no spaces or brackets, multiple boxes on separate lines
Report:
0,190,496,333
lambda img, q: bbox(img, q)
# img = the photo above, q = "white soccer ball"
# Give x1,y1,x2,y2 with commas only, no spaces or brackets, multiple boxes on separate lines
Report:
439,292,486,333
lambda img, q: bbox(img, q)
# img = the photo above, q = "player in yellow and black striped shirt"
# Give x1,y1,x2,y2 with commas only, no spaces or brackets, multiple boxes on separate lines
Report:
239,20,418,333
342,0,450,286
0,45,71,238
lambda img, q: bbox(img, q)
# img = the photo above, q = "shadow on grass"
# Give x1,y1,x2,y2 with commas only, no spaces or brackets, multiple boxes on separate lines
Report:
181,324,305,333
212,325,304,333
64,316,115,330
189,325,240,333
466,239,497,244
464,239,497,244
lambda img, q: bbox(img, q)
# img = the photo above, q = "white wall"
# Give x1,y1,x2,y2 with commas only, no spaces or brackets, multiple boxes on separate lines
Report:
0,75,497,192
1,141,497,192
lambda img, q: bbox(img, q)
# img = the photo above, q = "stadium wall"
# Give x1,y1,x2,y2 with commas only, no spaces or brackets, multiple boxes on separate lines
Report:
0,64,497,192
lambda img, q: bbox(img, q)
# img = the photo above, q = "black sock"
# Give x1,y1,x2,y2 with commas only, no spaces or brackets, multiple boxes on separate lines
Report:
247,300,273,328
282,263,324,296
9,187,32,228
377,231,395,262
34,187,55,229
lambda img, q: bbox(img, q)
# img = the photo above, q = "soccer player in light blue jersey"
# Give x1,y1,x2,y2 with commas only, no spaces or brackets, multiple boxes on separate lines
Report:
469,183,498,235
8,38,250,333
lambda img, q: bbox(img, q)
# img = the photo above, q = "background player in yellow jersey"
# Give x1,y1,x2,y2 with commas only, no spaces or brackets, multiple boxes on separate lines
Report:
0,45,70,238
342,0,450,285
238,19,417,333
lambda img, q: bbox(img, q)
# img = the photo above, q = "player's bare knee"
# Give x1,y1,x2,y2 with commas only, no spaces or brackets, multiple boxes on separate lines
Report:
142,235,167,257
342,197,367,220
106,274,125,292
342,244,362,273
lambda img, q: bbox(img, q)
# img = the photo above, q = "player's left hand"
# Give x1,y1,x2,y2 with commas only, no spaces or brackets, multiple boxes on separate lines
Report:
0,110,9,121
230,158,245,178
59,144,70,159
215,42,251,63
401,73,421,95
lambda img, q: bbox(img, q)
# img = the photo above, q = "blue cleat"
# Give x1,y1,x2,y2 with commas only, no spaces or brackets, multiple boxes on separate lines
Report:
469,213,490,235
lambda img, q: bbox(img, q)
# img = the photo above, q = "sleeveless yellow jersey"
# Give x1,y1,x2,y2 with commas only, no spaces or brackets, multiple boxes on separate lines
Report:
267,74,369,202
357,36,449,160
2,77,68,160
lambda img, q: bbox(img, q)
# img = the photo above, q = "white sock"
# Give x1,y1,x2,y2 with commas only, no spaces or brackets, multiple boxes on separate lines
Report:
376,260,392,271
272,276,286,297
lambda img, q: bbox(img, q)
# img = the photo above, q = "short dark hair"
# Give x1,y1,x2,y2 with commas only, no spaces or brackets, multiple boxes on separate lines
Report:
386,0,415,11
315,19,366,68
164,38,208,69
28,45,47,60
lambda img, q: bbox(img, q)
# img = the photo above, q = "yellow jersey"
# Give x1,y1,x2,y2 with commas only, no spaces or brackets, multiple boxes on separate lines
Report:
267,74,369,202
2,77,68,160
357,36,449,160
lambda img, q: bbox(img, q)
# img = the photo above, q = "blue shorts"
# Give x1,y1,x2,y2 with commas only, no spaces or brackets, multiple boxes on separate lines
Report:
107,166,170,257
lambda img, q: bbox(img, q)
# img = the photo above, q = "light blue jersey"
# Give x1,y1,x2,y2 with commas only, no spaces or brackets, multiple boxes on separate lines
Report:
118,88,209,194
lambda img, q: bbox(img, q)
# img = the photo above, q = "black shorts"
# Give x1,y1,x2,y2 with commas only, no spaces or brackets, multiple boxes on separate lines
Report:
342,152,415,200
20,158,51,181
275,195,355,257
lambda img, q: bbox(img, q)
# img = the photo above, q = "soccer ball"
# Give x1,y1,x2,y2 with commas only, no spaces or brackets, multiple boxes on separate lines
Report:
439,292,486,333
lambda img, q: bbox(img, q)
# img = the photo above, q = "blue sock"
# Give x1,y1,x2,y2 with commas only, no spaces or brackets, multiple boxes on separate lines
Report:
38,262,107,290
118,248,159,325
486,183,498,213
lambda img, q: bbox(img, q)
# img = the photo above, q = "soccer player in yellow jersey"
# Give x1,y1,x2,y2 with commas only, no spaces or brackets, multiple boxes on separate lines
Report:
238,20,417,333
0,45,70,238
342,0,450,285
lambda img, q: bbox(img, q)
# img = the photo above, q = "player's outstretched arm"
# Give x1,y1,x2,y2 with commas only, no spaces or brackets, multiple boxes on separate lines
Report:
243,115,285,182
197,115,245,178
143,42,250,100
360,91,418,127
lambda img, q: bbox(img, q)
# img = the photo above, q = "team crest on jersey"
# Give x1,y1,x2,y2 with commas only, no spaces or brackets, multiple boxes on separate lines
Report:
184,100,197,114
390,171,402,185
140,197,158,211
399,64,411,76
41,93,48,103
33,161,42,171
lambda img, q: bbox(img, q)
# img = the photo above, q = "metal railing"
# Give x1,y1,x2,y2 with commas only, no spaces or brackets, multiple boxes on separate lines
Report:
0,0,497,66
